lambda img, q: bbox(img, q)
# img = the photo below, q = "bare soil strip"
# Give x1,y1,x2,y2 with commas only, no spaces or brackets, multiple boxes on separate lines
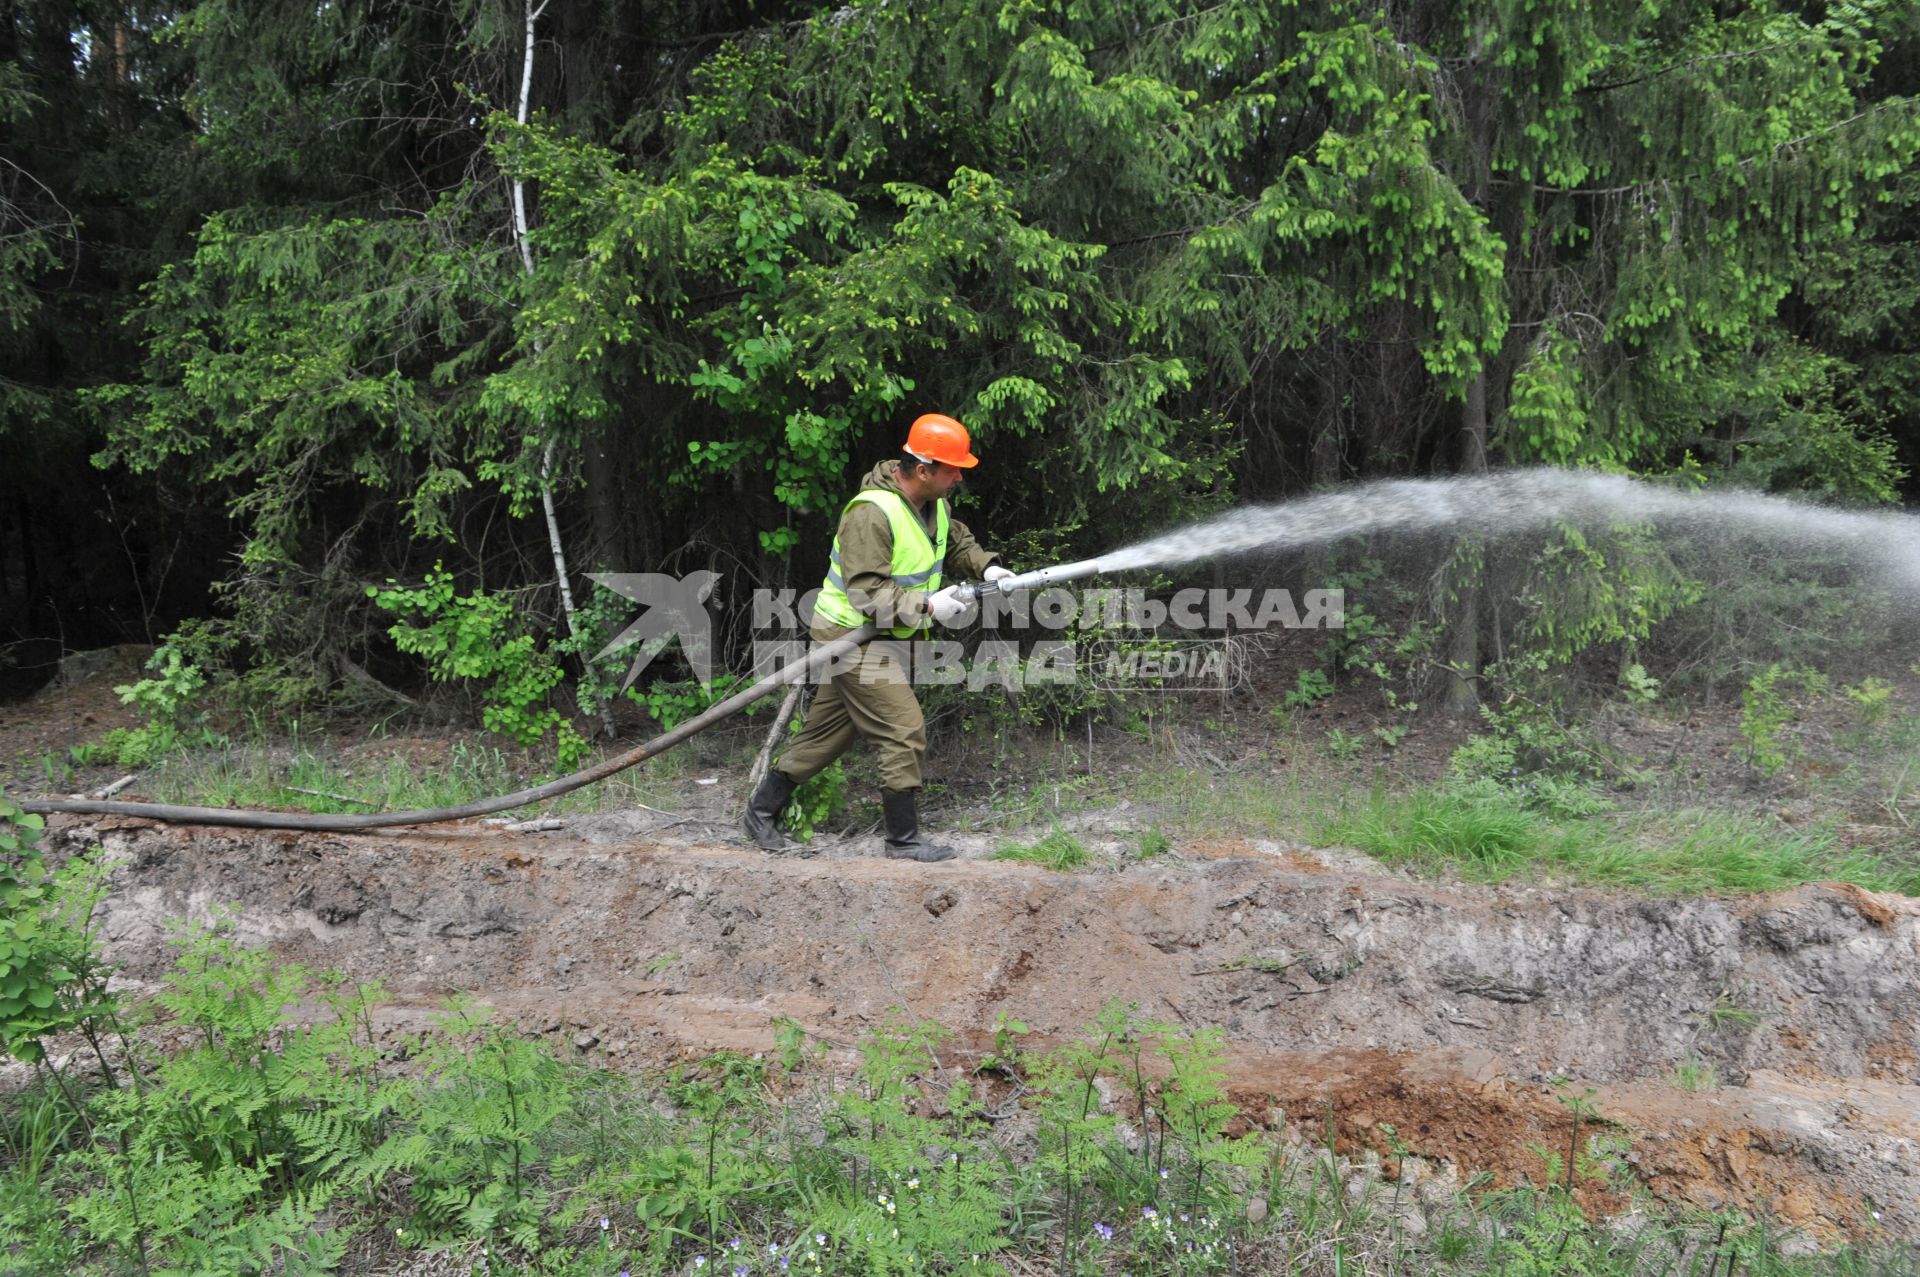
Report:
50,816,1919,1242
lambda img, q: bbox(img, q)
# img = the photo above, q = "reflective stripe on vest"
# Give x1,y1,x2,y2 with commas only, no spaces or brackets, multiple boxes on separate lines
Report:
814,490,949,637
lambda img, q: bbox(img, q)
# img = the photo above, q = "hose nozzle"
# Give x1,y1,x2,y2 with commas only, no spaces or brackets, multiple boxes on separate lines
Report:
978,555,1120,596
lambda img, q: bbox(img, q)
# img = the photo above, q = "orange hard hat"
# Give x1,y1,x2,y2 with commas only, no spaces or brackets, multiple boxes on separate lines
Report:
904,413,980,469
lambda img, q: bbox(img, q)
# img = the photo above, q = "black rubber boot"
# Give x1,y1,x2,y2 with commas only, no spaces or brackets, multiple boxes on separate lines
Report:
742,770,799,852
881,789,956,863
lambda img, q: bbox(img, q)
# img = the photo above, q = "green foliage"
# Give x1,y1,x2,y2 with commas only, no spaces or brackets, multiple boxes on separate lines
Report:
3,896,1909,1276
1739,664,1830,777
1028,1000,1133,1272
0,798,78,1065
1724,341,1908,504
1445,713,1614,820
55,915,391,1275
1323,728,1365,761
133,729,668,820
1706,989,1766,1031
75,643,230,769
1620,662,1661,705
634,674,747,732
982,1010,1030,1076
1518,525,1702,670
370,565,589,769
369,998,576,1253
96,203,514,566
1482,1187,1603,1277
993,828,1093,870
1155,1026,1264,1219
809,1015,1011,1272
549,581,641,725
781,761,848,842
0,1084,85,1273
1333,788,1547,876
1283,668,1334,713
7,0,1914,752
1844,676,1896,732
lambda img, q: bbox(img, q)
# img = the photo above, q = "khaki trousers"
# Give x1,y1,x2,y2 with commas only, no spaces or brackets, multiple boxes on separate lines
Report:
776,638,925,793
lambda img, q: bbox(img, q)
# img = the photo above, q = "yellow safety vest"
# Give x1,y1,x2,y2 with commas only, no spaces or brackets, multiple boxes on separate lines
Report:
813,490,949,638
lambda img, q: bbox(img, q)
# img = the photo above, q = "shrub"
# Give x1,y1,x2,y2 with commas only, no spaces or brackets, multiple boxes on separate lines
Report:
370,564,589,769
71,643,229,769
1739,664,1828,777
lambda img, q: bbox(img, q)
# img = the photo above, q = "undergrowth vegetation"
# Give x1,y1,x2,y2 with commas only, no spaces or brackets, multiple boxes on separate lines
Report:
0,804,1913,1276
991,828,1093,871
1321,793,1920,896
26,530,1920,903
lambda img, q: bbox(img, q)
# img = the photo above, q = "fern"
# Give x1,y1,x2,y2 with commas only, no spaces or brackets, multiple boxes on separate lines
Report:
814,1014,1010,1272
281,1110,361,1182
43,914,402,1271
372,998,574,1252
1028,1000,1133,1273
1155,1025,1264,1223
67,1132,334,1277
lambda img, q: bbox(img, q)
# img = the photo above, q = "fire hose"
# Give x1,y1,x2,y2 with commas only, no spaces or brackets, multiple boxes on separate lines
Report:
17,557,1119,832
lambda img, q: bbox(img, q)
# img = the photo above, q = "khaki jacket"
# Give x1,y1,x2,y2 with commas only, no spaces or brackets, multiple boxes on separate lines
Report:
813,460,1001,640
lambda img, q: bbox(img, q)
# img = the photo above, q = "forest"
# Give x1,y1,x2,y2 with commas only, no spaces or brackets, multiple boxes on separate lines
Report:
5,6,1920,1274
3,0,1917,719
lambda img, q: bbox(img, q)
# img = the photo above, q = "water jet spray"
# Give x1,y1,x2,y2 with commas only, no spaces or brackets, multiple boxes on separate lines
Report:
24,467,1920,832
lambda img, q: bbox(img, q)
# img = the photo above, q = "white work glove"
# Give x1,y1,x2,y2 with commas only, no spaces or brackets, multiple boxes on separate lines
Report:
926,584,973,628
983,564,1015,585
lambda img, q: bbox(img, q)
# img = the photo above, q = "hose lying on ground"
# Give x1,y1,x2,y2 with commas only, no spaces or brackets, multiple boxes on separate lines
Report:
16,553,1126,834
18,625,880,833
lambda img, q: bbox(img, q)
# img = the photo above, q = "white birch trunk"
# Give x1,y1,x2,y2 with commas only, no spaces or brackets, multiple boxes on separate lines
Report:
513,0,617,739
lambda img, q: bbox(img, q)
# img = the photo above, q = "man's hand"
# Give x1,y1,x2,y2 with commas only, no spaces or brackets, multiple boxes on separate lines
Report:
983,564,1015,585
927,584,973,627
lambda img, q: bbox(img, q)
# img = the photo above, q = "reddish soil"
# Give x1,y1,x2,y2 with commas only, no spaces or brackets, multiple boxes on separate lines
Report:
41,814,1920,1245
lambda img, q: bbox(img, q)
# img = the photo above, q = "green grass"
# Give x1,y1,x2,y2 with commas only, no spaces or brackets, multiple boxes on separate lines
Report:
1126,761,1359,840
951,772,1112,832
1670,1054,1720,1091
992,828,1093,870
952,732,1920,897
138,731,678,818
1320,788,1920,896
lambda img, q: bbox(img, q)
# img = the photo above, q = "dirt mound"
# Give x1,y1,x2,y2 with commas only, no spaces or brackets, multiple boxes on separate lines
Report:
47,815,1920,1242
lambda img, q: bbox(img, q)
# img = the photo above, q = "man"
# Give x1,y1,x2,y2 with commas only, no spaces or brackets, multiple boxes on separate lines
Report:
743,413,1014,862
